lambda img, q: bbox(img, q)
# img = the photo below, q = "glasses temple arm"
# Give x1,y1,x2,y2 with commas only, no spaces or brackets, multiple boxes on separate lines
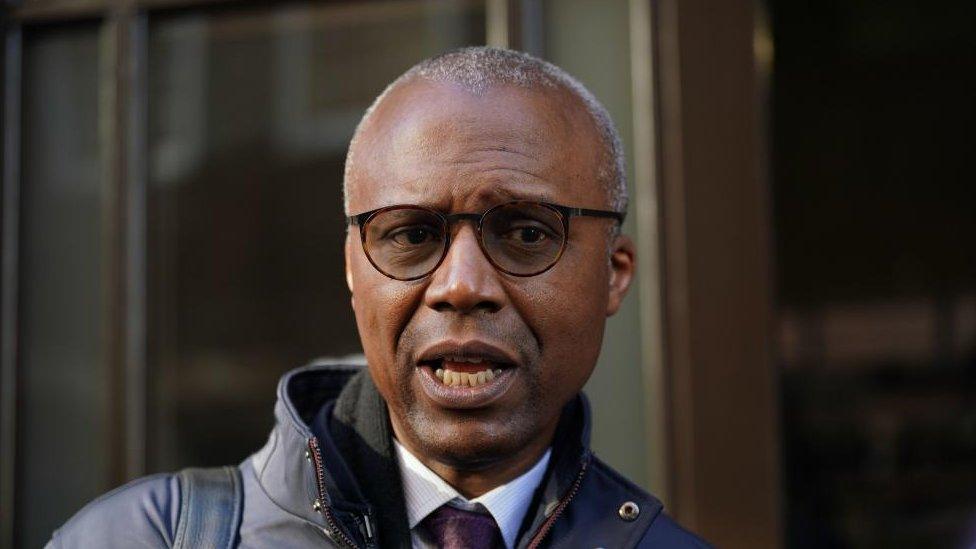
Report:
569,207,626,223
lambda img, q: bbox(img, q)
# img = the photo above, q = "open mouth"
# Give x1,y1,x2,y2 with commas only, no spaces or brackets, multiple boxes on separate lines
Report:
414,340,520,407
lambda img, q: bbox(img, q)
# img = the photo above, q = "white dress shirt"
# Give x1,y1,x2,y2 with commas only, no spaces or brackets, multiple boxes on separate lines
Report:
393,440,551,549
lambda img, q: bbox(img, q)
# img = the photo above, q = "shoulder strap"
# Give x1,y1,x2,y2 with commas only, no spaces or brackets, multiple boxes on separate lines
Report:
174,466,243,549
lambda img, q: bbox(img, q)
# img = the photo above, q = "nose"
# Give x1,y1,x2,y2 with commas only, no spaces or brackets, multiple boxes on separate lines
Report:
423,224,505,314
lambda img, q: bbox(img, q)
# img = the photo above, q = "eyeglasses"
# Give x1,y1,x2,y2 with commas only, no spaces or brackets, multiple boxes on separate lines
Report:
346,200,624,281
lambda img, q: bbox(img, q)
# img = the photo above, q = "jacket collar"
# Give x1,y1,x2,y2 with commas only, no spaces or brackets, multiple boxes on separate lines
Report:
251,361,594,547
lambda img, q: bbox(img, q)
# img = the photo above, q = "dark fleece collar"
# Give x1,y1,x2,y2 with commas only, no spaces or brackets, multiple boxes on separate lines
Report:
325,371,412,546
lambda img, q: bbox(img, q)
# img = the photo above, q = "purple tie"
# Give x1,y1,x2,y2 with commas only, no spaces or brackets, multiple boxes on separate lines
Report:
421,505,505,549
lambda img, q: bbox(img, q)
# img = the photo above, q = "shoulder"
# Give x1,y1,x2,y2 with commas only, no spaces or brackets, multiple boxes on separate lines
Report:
47,473,181,549
585,456,712,548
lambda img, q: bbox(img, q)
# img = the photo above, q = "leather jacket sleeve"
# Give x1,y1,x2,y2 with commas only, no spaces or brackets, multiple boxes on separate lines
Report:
46,473,180,549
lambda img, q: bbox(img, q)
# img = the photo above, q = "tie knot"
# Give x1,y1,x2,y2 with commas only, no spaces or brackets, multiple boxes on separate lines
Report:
421,504,504,549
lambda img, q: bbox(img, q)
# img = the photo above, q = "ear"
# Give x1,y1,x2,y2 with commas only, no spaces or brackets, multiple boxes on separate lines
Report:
606,234,636,316
344,235,355,308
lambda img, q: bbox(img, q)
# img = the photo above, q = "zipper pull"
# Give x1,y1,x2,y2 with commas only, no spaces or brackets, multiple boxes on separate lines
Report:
360,514,375,545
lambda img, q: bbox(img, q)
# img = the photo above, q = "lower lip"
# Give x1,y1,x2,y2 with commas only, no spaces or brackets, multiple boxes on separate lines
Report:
416,364,516,409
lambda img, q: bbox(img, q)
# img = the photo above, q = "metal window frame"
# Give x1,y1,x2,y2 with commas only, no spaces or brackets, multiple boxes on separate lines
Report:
653,0,781,546
1,21,23,549
98,4,149,488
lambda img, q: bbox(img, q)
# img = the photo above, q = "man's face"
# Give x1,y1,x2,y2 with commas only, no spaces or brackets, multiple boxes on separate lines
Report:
344,80,634,470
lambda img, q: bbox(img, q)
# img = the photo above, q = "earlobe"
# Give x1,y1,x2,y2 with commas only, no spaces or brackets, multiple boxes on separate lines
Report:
606,234,636,317
344,237,356,306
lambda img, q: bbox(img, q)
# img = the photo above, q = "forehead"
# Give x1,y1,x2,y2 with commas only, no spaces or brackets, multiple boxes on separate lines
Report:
346,79,604,212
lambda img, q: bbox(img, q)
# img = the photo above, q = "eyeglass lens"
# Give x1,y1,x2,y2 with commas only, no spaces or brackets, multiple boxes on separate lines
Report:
362,203,566,279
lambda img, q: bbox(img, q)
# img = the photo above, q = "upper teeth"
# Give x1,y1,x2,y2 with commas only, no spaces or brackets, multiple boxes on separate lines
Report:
444,355,484,364
435,367,504,387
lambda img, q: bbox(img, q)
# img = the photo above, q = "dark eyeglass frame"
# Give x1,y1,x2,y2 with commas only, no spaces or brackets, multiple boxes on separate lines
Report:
346,200,625,281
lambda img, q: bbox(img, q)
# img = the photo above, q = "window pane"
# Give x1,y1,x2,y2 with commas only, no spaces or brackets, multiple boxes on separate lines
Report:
18,23,105,548
147,1,486,471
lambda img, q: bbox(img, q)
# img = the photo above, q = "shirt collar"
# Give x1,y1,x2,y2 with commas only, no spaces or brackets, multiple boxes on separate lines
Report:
394,439,551,549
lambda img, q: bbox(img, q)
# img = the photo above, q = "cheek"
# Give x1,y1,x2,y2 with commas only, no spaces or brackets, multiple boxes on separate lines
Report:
352,267,426,411
351,256,423,370
514,248,610,391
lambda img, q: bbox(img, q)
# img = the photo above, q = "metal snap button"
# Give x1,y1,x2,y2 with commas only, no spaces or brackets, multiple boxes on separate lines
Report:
618,501,640,521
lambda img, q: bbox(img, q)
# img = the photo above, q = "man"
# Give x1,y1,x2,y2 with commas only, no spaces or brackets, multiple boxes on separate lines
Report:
49,47,709,548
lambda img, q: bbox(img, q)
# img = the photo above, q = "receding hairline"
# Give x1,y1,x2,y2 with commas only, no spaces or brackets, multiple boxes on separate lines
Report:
352,76,595,153
343,47,628,217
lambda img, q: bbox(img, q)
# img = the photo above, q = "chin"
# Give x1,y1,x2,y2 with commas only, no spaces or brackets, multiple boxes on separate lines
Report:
406,409,536,469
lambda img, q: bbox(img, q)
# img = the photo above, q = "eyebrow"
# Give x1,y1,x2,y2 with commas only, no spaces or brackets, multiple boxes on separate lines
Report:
471,185,553,205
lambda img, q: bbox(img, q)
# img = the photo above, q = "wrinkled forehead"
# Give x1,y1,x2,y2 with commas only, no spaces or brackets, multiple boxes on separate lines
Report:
345,79,604,212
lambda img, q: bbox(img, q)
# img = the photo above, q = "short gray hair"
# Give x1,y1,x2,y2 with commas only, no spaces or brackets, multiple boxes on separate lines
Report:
343,46,628,217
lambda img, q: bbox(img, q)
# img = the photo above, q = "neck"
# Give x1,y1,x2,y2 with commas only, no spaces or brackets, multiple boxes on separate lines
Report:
392,419,557,499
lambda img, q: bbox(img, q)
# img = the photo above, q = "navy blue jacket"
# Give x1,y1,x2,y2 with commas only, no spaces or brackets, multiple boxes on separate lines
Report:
49,362,710,548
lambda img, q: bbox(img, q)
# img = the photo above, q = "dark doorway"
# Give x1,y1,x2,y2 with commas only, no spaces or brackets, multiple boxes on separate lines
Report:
770,1,976,547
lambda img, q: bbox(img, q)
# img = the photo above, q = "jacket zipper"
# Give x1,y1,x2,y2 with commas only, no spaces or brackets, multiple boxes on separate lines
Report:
525,455,590,549
307,437,363,548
